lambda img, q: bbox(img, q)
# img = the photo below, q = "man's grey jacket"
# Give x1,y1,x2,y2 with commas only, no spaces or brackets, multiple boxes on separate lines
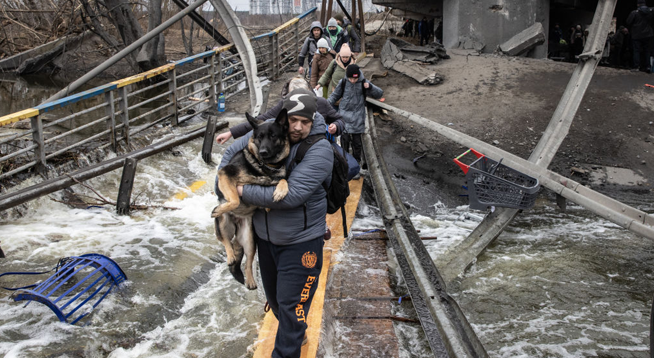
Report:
218,113,333,245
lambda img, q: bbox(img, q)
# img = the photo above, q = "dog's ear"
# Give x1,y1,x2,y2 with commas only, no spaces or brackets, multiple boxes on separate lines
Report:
246,112,260,130
275,108,289,132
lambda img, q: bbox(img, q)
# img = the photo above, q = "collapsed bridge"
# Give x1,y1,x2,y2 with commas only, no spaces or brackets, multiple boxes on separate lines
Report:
0,0,653,356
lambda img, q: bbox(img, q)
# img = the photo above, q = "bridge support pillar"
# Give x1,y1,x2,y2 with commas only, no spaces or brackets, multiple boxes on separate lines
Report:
117,157,138,215
556,193,566,212
201,114,217,164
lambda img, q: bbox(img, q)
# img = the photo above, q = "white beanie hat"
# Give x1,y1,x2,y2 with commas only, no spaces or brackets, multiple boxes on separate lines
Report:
327,18,338,27
317,38,330,49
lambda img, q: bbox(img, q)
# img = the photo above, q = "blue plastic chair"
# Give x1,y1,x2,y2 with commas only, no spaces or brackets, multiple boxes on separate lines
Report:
12,254,127,325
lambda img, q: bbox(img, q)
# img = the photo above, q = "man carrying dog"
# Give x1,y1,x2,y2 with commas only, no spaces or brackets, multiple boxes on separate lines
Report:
219,89,333,358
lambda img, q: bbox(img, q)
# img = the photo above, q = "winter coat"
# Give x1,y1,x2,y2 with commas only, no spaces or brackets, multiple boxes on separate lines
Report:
342,18,361,53
627,6,654,40
310,52,335,88
318,54,356,96
327,70,383,134
228,98,345,138
324,25,349,53
219,113,333,245
298,21,326,67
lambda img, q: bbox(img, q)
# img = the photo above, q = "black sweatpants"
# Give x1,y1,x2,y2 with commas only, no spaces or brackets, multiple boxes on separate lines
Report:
341,133,363,164
257,235,323,358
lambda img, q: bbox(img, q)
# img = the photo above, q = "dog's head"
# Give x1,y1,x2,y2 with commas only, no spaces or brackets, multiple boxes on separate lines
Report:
245,109,290,164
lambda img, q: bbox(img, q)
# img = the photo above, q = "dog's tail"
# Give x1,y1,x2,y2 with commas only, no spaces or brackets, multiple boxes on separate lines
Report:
229,259,245,285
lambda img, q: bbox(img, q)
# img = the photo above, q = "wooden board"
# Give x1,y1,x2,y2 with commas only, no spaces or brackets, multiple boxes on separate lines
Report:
253,178,364,358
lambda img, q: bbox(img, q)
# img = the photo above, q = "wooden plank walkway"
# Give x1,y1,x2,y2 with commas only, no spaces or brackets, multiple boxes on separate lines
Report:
323,230,400,357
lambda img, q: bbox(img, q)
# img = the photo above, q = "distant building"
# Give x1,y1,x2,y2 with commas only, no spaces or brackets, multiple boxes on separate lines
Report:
250,0,318,14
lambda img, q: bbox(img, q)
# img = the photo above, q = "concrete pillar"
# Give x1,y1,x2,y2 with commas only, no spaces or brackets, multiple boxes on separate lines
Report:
443,0,460,49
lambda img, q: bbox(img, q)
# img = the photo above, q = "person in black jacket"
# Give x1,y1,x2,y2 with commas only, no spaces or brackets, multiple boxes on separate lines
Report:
627,0,654,72
216,77,345,144
324,17,350,55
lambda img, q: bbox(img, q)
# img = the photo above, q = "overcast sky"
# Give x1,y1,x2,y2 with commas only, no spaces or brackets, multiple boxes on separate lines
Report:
220,0,381,13
226,0,250,11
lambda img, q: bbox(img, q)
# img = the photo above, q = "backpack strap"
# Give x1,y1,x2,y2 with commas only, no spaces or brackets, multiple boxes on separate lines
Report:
293,133,326,166
291,133,330,191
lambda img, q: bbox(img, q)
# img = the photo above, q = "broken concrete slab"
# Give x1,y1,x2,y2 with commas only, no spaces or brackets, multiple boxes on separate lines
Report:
381,38,446,85
499,22,545,56
381,37,449,65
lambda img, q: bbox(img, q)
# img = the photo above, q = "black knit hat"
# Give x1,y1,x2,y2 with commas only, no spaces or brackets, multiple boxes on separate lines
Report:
346,64,360,78
283,89,317,121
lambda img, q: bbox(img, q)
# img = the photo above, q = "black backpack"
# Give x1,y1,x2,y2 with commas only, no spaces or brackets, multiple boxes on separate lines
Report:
293,133,351,236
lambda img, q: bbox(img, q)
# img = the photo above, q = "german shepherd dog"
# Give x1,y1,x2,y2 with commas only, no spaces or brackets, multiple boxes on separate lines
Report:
211,109,291,289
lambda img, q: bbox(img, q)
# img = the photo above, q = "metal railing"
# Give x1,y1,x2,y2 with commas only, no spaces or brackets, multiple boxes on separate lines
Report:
250,9,316,79
0,7,317,183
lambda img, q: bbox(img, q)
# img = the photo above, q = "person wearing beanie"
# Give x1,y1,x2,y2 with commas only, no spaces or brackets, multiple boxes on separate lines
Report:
324,17,350,55
328,63,383,177
333,14,361,53
315,43,355,97
217,87,334,358
627,0,653,72
216,76,345,144
310,38,335,95
298,21,327,77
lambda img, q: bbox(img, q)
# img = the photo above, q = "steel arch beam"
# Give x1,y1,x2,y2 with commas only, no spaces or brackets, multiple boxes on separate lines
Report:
208,0,264,116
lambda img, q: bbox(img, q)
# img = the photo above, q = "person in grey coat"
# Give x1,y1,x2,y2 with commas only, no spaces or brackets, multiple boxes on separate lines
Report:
298,21,326,77
218,89,333,358
328,64,383,177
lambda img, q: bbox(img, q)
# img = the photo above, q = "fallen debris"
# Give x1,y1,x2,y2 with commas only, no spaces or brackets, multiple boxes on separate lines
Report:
458,35,485,52
499,22,545,56
381,38,447,85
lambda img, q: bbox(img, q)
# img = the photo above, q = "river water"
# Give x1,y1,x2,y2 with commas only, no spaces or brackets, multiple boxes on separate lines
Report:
1,79,653,357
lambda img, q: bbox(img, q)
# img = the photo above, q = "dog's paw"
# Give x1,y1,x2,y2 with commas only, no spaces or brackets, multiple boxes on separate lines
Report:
226,254,237,266
210,205,222,218
272,179,289,202
245,279,258,290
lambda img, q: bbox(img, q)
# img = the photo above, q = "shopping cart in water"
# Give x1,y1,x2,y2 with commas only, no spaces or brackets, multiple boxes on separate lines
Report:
454,148,540,211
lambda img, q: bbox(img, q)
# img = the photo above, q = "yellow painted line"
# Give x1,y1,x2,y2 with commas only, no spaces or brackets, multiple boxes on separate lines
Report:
214,44,235,54
0,108,39,127
272,17,299,34
253,178,364,358
113,64,175,88
172,180,207,201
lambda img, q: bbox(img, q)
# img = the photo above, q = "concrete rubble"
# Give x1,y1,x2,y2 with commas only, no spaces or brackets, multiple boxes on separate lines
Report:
457,35,485,52
499,22,546,56
380,38,448,85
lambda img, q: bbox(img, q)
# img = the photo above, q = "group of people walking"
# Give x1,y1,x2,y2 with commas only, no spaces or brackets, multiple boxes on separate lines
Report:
213,14,383,358
550,1,653,73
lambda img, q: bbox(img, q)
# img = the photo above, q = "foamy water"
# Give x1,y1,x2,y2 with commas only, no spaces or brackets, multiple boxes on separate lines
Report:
1,115,652,357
